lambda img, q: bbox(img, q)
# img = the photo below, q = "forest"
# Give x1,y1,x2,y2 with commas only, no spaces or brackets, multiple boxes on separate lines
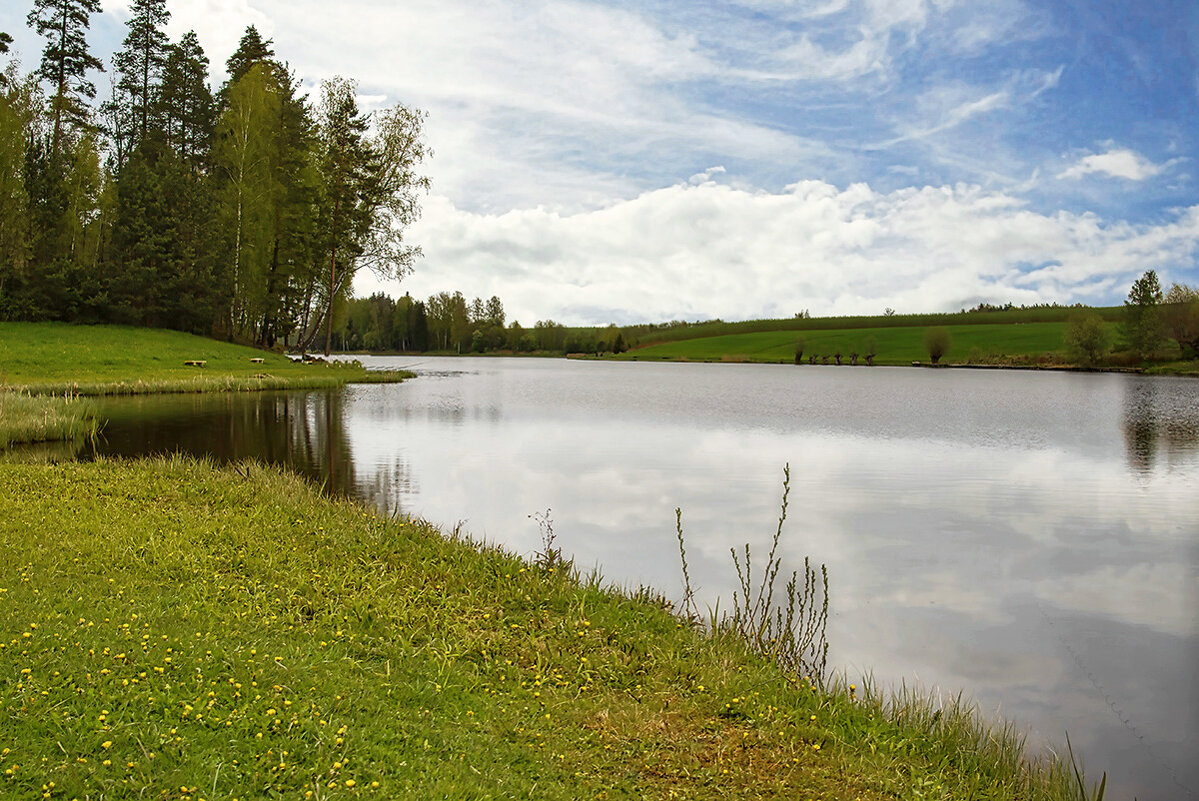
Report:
0,0,429,353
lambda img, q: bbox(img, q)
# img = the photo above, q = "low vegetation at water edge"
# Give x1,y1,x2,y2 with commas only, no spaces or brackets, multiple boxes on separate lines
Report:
0,392,99,448
0,457,1105,800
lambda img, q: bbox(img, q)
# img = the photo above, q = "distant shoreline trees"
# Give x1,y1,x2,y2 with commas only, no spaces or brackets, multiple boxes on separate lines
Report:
0,9,429,354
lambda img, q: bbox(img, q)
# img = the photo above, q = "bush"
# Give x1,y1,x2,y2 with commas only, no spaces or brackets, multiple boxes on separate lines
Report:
1065,312,1111,366
923,327,951,364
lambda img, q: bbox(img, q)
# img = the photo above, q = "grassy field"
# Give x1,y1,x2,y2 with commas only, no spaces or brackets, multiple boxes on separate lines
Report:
0,323,413,446
620,306,1125,348
621,322,1086,366
0,457,1101,800
0,322,389,394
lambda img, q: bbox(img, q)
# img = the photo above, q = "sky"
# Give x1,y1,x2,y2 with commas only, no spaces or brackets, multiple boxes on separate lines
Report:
2,0,1197,325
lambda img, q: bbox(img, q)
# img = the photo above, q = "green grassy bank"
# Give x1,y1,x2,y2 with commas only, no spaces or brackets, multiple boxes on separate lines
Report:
0,323,412,446
0,457,1101,800
0,322,403,394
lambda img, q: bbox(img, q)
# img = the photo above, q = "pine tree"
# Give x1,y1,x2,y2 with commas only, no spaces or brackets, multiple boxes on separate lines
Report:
0,32,13,87
111,0,170,148
158,31,213,171
223,26,275,91
1122,270,1166,359
26,0,104,150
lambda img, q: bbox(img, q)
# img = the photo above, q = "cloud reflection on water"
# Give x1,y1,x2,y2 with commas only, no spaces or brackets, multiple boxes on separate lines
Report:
343,358,1198,800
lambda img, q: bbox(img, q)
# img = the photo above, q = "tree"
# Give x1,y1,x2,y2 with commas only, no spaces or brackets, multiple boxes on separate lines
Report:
485,295,505,327
222,26,274,93
303,76,428,354
0,32,13,87
0,70,36,315
1162,283,1199,358
158,31,213,171
1065,311,1110,367
110,0,170,148
1122,270,1165,358
924,327,950,364
27,0,104,151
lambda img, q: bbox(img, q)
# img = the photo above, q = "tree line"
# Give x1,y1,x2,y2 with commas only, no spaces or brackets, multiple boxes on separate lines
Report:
335,291,631,355
0,1,429,353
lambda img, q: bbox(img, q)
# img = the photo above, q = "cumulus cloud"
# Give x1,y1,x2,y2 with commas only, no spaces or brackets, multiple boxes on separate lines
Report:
1058,148,1176,181
358,178,1199,325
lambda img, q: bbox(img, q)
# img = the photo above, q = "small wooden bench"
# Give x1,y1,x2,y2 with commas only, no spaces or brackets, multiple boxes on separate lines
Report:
184,360,207,367
249,357,265,364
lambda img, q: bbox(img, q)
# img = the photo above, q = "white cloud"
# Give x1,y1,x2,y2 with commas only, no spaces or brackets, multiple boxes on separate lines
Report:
358,178,1199,325
1058,148,1176,181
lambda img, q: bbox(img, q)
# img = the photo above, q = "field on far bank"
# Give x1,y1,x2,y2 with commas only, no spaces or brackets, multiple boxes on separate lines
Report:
0,457,1098,800
622,321,1085,365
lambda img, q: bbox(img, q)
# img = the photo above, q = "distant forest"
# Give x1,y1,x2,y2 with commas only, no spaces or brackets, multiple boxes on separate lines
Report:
336,292,631,355
0,0,429,353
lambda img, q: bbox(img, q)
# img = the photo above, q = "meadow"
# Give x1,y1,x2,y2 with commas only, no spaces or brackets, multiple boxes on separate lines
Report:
0,457,1103,800
621,322,1084,366
0,323,411,446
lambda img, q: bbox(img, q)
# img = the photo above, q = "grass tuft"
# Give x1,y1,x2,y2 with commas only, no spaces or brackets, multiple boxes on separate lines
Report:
0,391,100,447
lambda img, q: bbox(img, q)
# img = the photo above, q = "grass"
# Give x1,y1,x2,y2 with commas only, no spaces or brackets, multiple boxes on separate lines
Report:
620,306,1125,347
0,323,413,446
0,456,1103,800
0,322,412,395
0,392,100,448
621,322,1085,366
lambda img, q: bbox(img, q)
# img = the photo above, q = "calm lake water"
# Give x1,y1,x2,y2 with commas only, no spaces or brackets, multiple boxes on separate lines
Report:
59,357,1199,799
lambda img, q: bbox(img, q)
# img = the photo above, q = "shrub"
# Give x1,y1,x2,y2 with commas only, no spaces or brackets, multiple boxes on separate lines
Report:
1065,312,1111,366
924,327,951,364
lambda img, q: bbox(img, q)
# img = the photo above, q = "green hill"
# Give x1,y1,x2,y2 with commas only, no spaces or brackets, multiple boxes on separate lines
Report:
623,321,1087,365
0,322,381,394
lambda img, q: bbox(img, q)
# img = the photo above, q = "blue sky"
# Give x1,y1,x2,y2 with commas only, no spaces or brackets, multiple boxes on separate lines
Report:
2,0,1196,324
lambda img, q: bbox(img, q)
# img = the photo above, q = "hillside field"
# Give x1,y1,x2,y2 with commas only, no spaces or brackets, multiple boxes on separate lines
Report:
0,322,392,394
621,321,1087,365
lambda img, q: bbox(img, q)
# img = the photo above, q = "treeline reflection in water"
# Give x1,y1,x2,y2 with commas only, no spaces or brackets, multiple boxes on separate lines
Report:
22,373,1196,486
1122,379,1199,472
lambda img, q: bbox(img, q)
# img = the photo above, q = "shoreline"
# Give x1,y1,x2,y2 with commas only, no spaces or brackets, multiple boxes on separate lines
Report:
0,456,1104,799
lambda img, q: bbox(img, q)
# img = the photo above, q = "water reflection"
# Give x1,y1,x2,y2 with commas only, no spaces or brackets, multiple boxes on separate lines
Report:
1123,379,1199,472
85,391,365,497
42,359,1199,800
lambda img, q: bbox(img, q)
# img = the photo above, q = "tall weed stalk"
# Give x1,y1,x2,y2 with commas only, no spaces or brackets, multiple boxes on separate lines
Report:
676,464,829,684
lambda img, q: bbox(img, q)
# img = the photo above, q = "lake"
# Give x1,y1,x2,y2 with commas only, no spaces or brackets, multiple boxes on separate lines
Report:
68,357,1199,799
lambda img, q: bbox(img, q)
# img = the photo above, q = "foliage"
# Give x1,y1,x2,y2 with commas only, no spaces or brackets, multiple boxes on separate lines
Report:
26,0,104,147
4,14,429,352
1162,283,1199,357
923,327,951,364
1064,311,1111,367
0,456,1105,799
1121,270,1166,358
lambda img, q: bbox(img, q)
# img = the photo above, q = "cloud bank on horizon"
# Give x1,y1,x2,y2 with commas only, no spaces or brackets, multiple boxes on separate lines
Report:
2,0,1196,325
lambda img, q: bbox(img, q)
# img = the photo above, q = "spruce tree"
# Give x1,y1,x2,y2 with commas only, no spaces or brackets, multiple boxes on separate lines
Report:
26,0,104,150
